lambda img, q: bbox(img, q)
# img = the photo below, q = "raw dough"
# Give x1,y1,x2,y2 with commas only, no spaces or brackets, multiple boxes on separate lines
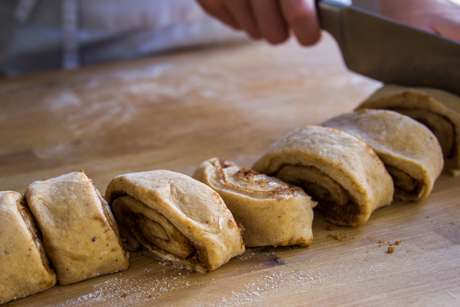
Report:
322,109,443,201
105,170,245,273
193,158,317,247
24,171,129,285
0,191,56,304
356,84,460,176
252,125,394,226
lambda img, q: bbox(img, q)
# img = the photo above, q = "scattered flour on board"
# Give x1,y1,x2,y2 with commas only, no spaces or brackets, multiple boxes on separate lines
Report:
54,251,390,307
55,269,204,307
43,89,82,111
216,259,390,306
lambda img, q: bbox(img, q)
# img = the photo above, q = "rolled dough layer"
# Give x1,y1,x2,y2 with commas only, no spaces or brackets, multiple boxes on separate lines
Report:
0,191,56,304
356,84,460,176
322,109,443,201
105,170,245,273
25,171,129,285
193,158,317,247
252,125,394,226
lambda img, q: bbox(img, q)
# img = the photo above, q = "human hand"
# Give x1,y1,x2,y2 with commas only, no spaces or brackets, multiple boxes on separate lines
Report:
196,0,321,46
379,0,460,42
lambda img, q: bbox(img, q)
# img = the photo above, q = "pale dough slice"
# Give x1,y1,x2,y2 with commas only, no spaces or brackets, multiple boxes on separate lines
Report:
24,171,129,285
0,191,56,304
105,170,245,273
252,125,394,227
356,84,460,176
322,109,443,201
193,158,317,247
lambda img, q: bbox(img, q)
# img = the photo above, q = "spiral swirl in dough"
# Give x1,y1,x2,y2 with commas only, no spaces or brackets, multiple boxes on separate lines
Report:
323,109,443,201
193,158,316,247
252,125,394,226
356,84,460,176
105,170,245,273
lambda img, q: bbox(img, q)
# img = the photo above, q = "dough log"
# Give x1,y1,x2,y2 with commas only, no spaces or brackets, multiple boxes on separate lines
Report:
322,109,443,201
0,191,56,304
193,158,317,247
105,170,245,273
252,125,394,227
24,171,129,285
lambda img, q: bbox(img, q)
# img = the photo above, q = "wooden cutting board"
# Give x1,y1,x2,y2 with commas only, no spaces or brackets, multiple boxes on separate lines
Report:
0,34,459,307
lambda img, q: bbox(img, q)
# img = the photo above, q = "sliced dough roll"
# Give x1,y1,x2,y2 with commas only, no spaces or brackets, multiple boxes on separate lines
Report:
322,109,443,201
105,170,245,273
356,84,460,176
252,126,394,227
193,158,317,248
0,191,56,304
24,171,129,285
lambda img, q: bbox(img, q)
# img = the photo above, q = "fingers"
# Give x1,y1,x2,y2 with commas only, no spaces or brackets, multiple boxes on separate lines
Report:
379,0,460,42
250,0,290,44
223,0,262,39
196,0,322,46
280,0,321,46
196,0,240,30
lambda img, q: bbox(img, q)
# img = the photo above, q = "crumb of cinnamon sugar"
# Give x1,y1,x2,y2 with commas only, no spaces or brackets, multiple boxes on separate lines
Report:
327,232,349,241
327,233,340,241
387,246,395,253
395,241,402,245
451,222,457,225
427,216,430,218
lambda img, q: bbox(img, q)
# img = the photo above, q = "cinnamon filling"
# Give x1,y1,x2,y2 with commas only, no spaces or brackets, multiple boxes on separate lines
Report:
18,198,55,279
276,165,361,225
112,196,196,260
212,159,303,199
385,165,424,201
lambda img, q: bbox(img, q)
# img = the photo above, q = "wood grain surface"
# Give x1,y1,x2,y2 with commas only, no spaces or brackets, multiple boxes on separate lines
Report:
1,34,459,307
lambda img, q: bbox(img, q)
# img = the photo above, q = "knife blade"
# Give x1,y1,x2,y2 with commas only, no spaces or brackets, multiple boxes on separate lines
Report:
316,0,460,96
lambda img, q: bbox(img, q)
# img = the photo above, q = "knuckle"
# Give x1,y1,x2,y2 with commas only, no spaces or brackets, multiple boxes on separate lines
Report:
281,0,311,24
198,0,223,13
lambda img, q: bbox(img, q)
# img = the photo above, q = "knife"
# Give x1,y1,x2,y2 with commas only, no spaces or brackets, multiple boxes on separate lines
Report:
316,0,460,96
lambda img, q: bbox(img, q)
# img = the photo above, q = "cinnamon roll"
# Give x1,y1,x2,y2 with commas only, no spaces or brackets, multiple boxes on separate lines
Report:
323,109,443,201
193,158,316,247
105,170,245,273
24,171,129,285
356,84,460,176
0,191,56,304
252,125,394,227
